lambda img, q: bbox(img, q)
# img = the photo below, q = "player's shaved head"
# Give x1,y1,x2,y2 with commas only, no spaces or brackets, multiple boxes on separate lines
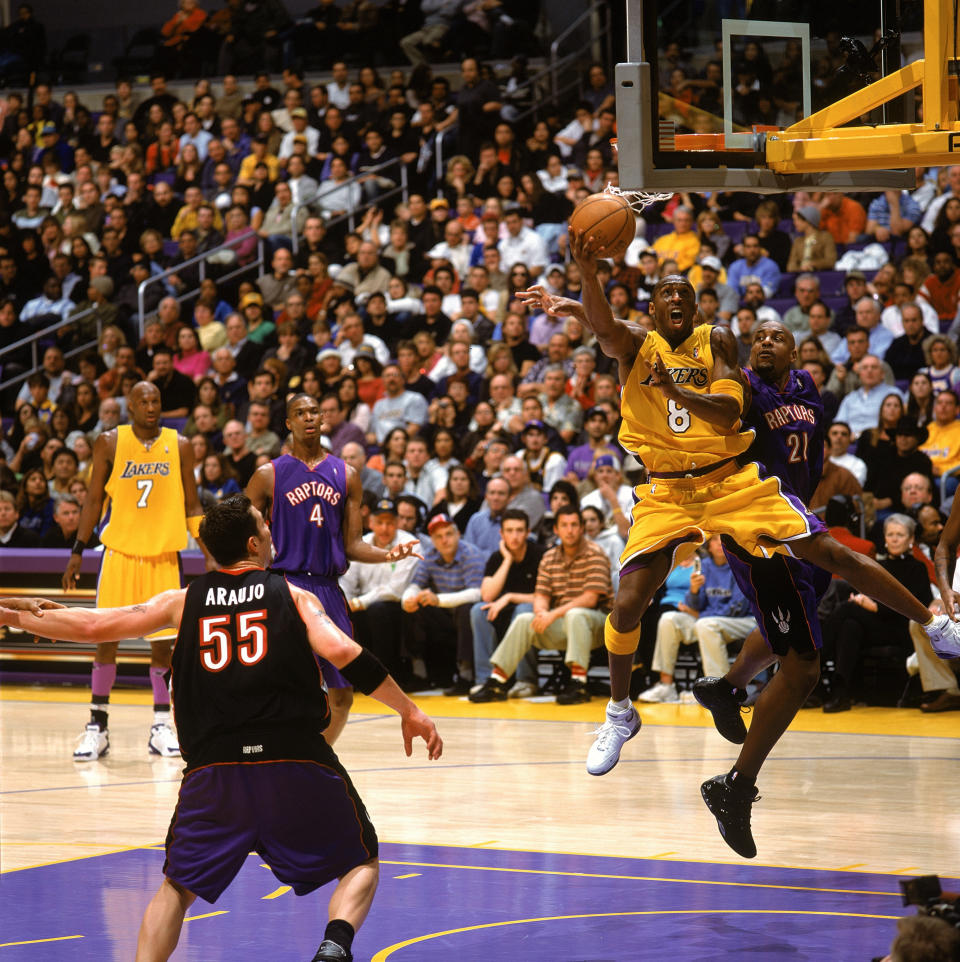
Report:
286,392,318,415
128,381,161,428
751,319,797,382
754,319,795,350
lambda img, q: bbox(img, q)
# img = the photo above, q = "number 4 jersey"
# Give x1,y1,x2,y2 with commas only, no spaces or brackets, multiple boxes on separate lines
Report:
100,425,187,555
173,567,330,770
619,325,755,474
270,453,348,579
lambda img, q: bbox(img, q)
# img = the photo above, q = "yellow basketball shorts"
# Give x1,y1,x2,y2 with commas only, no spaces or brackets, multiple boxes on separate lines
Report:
96,549,182,641
620,460,825,571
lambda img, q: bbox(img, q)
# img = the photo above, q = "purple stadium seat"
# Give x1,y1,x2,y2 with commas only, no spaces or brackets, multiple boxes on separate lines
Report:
823,296,848,313
777,273,797,296
724,221,749,244
163,240,180,258
645,223,671,241
766,297,795,315
816,271,847,296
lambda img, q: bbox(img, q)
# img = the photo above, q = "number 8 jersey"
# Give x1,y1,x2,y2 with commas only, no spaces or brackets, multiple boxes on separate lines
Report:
270,453,348,579
619,324,755,474
100,425,187,554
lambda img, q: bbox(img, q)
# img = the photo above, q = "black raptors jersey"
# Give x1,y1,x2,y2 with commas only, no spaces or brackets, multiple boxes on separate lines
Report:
173,568,330,771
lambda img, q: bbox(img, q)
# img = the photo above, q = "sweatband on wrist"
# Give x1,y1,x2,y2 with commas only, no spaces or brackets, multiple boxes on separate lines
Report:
187,516,202,539
711,378,744,412
71,539,87,556
339,649,389,694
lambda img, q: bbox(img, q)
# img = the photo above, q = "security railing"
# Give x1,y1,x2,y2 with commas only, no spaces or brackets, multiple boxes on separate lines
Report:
135,229,266,340
289,156,409,255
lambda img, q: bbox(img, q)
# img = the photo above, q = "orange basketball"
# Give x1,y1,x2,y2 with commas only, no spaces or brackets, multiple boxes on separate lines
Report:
569,192,636,257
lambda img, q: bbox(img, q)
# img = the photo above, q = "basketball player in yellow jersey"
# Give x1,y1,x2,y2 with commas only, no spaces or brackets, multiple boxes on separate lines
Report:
521,230,960,782
63,381,205,762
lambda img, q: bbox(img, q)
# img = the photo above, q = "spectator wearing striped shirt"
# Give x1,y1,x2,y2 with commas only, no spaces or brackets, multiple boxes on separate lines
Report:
469,504,613,705
402,513,486,695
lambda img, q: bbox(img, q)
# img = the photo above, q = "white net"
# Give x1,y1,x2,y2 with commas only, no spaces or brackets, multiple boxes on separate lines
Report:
603,184,674,216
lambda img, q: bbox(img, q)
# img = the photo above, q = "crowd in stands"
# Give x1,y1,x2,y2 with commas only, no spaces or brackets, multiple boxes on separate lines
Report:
0,24,957,711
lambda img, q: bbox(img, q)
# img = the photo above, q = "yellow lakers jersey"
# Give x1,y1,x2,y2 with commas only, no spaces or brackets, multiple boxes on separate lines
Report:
619,325,754,474
101,426,187,555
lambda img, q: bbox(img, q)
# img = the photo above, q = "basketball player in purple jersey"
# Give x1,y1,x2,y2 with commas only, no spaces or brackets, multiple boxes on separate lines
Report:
247,394,421,743
695,320,834,857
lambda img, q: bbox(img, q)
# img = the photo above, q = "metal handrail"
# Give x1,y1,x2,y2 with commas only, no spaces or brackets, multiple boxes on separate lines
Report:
135,228,266,340
0,308,101,395
549,2,613,103
289,156,410,254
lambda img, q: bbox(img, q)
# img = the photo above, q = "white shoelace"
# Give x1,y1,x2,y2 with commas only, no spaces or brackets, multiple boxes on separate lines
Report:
588,712,637,747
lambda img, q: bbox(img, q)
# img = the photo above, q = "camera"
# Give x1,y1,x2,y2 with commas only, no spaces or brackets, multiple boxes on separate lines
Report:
900,875,960,928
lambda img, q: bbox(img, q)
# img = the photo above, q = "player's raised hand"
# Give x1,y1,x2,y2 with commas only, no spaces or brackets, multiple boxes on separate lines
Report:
401,706,443,760
568,227,602,272
649,352,679,399
517,285,585,322
385,541,422,563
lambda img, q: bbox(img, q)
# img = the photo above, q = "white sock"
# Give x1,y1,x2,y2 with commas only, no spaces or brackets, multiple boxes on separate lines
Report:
153,709,171,726
607,697,633,715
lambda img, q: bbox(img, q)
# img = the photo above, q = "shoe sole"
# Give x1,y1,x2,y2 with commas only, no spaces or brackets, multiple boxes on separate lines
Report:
73,746,108,762
700,782,757,859
149,745,182,756
587,715,642,777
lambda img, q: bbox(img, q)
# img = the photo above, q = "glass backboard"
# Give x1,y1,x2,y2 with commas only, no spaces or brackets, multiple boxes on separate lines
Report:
616,0,922,193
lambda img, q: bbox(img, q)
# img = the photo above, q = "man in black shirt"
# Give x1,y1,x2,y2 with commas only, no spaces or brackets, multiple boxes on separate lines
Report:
469,508,544,699
0,491,41,548
148,346,196,418
884,303,928,381
0,495,441,962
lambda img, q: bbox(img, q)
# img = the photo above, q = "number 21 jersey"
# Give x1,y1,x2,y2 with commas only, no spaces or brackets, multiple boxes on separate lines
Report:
270,453,348,578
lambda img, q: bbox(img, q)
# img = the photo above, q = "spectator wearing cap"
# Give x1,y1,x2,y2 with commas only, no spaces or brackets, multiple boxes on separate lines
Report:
401,512,486,693
340,498,421,679
469,504,612,705
469,508,545,697
239,292,277,347
694,256,738,322
819,192,868,246
580,454,633,539
279,107,319,161
781,273,822,340
519,420,566,492
787,204,838,272
564,406,620,483
868,422,934,522
37,123,74,173
727,233,781,298
836,355,904,438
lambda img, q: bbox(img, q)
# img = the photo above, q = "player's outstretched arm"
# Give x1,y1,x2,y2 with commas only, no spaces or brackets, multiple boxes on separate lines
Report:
343,466,423,564
0,591,185,643
649,326,750,431
934,497,960,619
290,584,442,759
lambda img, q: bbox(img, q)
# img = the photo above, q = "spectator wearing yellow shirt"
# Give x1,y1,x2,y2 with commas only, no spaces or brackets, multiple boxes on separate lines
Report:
237,135,281,184
170,186,224,240
652,206,700,273
920,390,960,497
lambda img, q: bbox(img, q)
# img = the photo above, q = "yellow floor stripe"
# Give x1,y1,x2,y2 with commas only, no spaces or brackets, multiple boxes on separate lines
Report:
379,859,900,897
261,886,291,900
393,873,421,880
5,685,956,737
371,909,901,960
183,911,228,922
0,935,83,948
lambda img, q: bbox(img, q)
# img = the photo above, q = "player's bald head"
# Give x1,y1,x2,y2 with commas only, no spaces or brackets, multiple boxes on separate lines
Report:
754,319,795,351
131,380,161,402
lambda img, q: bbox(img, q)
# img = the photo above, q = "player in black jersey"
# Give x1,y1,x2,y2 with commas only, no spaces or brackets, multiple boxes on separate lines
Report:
0,495,442,962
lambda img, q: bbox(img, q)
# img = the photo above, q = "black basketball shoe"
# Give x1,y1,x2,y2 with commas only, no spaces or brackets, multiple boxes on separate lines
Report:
692,676,748,744
701,773,760,859
311,941,352,961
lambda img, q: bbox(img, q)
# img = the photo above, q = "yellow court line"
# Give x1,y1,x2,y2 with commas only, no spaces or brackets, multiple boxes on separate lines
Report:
183,911,228,922
393,874,421,880
0,935,83,948
371,909,902,960
1,843,151,874
379,859,900,897
262,886,291,900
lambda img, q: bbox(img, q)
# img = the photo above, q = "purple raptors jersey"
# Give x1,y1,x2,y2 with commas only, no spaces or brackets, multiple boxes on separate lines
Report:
741,368,824,503
270,454,348,578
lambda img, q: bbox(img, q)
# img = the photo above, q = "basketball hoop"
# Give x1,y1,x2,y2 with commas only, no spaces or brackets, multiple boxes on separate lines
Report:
603,184,674,216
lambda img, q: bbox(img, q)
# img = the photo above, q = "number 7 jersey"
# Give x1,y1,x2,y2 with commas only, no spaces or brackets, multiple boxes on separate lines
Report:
619,325,755,474
100,425,187,555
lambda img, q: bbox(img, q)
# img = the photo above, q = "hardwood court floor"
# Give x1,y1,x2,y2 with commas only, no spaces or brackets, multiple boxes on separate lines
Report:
2,686,958,960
